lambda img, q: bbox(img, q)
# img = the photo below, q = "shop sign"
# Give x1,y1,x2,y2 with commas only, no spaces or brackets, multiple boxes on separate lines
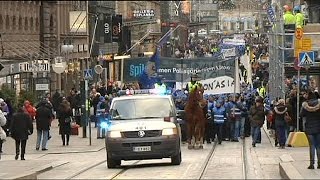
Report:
133,9,155,17
36,84,49,91
10,62,50,74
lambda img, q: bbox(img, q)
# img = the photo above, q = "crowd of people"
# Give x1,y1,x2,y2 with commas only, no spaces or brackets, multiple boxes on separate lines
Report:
0,5,318,169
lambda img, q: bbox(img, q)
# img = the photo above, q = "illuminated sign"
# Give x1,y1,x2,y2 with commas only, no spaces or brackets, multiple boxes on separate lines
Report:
133,9,155,17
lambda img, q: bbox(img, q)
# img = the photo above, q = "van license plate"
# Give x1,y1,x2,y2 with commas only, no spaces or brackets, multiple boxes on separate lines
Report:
133,146,151,152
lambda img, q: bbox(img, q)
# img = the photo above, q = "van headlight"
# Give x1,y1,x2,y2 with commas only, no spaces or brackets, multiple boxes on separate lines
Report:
162,128,177,136
108,131,121,138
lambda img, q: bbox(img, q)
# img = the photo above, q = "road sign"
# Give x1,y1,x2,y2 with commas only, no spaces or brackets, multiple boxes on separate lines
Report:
302,38,312,51
295,28,303,40
299,51,315,66
84,69,93,80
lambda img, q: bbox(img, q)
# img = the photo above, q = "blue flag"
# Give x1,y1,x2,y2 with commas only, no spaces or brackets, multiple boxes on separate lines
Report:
139,49,161,89
158,29,173,48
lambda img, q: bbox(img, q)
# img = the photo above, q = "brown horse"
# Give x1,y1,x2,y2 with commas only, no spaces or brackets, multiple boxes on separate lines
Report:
185,87,207,149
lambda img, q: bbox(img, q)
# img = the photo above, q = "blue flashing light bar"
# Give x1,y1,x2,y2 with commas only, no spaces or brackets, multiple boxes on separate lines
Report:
118,89,172,96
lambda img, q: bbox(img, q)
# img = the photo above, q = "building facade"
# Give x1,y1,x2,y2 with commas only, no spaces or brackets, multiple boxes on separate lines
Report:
0,1,90,98
218,0,264,33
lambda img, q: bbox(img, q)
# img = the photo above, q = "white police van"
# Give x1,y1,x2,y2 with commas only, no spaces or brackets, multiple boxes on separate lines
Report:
105,89,182,168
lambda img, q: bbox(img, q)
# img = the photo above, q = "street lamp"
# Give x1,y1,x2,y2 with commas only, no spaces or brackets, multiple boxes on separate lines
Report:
305,64,310,88
61,45,74,92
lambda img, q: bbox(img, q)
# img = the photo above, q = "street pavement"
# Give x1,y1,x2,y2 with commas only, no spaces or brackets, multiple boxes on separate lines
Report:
0,119,105,179
0,119,316,179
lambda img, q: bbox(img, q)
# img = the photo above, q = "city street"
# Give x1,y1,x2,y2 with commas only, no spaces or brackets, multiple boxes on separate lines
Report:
0,120,287,179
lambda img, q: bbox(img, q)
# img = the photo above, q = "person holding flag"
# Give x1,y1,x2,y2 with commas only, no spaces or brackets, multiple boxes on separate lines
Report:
138,47,160,89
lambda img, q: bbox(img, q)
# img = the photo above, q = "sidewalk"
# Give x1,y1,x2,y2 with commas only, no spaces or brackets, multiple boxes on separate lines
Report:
263,127,320,179
0,119,105,179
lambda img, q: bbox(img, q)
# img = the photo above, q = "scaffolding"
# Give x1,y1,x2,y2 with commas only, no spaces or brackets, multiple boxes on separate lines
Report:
268,2,320,101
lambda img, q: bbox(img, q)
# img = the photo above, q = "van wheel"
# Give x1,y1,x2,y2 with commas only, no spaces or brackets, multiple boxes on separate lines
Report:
171,151,182,165
107,152,121,168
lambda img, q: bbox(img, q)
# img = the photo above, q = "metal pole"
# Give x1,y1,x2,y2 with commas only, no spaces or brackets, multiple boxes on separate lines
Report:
296,69,300,132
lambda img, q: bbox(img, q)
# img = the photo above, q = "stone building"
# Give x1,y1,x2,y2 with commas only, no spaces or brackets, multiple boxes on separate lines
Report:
218,0,264,33
0,1,43,96
0,1,91,97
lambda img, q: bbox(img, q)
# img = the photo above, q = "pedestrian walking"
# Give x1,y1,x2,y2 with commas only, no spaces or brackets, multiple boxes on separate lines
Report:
274,99,288,149
23,100,36,121
300,90,320,169
35,100,54,151
10,108,33,160
249,96,265,147
0,109,7,159
57,100,73,146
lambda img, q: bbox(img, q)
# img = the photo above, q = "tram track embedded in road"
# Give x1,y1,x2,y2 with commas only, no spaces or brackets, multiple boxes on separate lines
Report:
198,139,249,180
109,160,142,180
198,141,218,180
242,138,248,180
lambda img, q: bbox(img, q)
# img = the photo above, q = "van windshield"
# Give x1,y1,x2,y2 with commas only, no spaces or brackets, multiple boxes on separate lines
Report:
110,98,173,120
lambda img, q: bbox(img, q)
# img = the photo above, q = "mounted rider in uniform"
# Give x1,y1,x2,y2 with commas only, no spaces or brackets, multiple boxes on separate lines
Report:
185,73,203,93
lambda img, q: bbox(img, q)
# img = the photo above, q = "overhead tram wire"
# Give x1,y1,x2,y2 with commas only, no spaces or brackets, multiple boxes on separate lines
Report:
19,41,52,59
20,39,58,57
6,42,47,61
25,38,59,55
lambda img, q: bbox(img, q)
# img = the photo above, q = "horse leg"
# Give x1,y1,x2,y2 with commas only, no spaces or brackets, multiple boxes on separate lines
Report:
187,119,195,149
199,123,205,149
194,123,201,149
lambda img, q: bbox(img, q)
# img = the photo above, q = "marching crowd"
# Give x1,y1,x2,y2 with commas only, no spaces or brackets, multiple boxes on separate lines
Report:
0,5,318,169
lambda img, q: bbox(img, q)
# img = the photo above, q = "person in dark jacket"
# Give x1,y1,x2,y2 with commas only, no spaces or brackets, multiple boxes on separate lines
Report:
35,100,53,151
249,96,265,147
58,100,73,146
10,108,33,160
300,90,320,169
274,99,288,149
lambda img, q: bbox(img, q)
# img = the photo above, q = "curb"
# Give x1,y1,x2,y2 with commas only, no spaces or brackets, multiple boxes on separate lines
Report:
279,162,303,180
262,125,275,147
45,147,106,155
9,161,68,180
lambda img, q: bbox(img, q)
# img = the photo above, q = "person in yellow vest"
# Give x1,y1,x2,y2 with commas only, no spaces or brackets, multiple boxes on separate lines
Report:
186,73,203,93
258,86,266,98
293,6,305,29
283,5,296,32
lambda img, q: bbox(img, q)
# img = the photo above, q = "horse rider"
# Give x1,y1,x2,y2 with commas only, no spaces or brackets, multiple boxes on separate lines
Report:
185,73,203,93
154,77,167,94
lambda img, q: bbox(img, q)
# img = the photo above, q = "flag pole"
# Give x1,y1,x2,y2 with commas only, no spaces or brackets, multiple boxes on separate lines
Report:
296,68,300,132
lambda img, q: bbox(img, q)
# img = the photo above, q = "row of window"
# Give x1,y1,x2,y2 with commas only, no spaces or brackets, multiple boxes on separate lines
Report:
0,15,39,32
